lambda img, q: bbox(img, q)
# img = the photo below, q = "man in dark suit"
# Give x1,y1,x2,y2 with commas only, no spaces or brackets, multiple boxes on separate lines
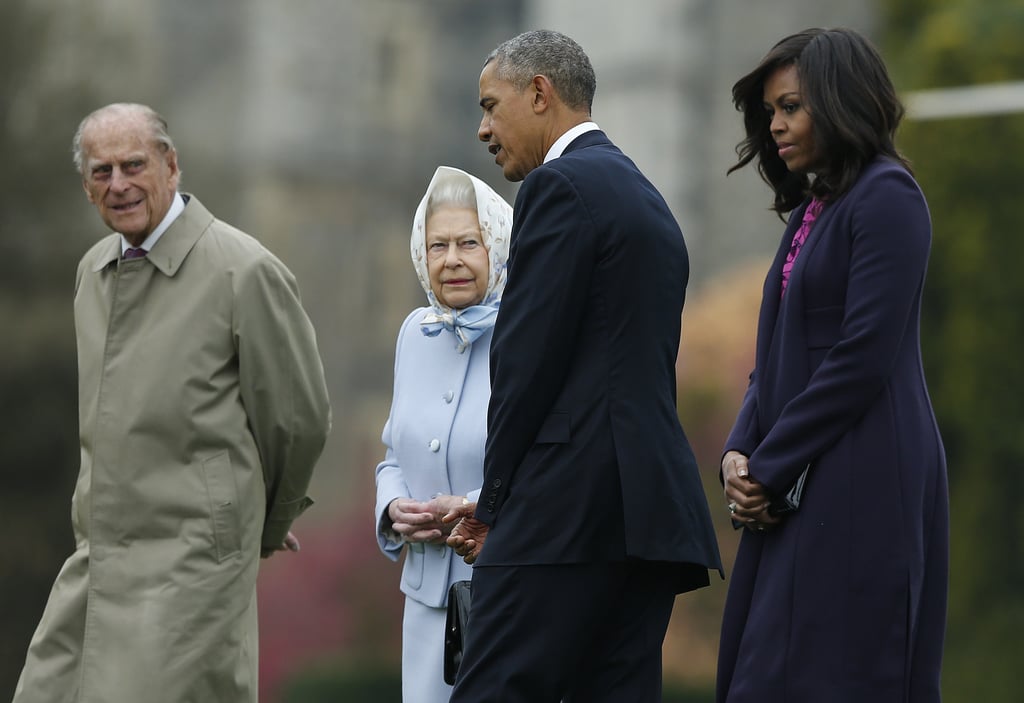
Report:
444,30,722,702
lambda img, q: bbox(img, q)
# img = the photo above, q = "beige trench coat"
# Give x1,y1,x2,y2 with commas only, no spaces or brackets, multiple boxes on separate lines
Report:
14,196,331,703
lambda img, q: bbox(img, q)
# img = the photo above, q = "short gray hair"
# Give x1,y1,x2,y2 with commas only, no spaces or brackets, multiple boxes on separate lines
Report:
72,103,176,174
485,30,596,112
425,172,477,223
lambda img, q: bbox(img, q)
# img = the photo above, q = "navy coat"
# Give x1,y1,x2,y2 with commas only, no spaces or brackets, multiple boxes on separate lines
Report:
717,159,949,702
475,130,722,586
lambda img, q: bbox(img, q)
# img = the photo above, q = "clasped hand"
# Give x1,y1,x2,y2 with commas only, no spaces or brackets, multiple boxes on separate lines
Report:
722,451,781,532
441,501,488,564
261,531,301,558
388,495,467,545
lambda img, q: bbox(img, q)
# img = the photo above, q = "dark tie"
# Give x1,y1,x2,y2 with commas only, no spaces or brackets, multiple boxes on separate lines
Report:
123,247,148,260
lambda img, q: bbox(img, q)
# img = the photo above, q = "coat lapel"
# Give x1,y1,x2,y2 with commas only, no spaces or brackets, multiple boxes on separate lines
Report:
145,195,215,277
86,193,215,277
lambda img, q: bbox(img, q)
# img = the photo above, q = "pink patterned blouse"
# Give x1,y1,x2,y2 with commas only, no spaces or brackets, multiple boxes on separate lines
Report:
781,197,824,296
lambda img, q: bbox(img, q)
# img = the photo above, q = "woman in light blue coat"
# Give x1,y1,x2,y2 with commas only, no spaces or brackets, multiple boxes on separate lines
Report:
375,166,512,703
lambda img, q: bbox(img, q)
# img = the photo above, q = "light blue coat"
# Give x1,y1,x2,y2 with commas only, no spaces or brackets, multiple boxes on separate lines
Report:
375,308,489,608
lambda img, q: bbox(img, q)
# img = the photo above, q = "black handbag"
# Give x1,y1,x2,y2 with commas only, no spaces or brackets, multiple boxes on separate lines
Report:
767,463,810,516
443,579,472,685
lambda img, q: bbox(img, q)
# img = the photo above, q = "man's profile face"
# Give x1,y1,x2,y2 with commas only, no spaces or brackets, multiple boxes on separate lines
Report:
477,61,545,183
80,112,179,245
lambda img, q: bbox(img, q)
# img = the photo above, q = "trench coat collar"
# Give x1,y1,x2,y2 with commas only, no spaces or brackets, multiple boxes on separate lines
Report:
89,193,213,276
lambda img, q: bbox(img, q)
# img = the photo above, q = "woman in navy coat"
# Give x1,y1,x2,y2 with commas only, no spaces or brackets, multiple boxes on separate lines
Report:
717,28,948,702
375,166,512,703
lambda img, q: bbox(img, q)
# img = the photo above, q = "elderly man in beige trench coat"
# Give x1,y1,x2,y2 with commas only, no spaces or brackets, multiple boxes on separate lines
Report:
12,103,332,703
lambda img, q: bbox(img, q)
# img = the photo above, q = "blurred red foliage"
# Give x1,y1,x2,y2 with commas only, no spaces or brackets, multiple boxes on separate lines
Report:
256,498,404,701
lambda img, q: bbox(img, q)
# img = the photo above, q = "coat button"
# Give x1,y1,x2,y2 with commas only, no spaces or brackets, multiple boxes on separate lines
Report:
429,439,440,452
492,478,502,488
443,390,454,403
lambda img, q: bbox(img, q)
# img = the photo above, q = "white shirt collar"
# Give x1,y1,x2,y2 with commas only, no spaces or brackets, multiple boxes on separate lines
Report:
544,121,600,163
120,192,186,254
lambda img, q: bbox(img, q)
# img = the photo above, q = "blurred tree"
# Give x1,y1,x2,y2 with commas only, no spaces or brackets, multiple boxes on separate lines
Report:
883,1,1024,700
0,1,103,697
257,491,404,701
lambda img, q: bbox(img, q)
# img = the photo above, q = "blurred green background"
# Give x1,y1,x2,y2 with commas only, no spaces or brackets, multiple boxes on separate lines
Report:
1,0,1021,700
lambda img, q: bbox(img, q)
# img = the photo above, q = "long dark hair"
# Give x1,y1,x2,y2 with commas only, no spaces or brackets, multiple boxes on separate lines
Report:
729,28,910,215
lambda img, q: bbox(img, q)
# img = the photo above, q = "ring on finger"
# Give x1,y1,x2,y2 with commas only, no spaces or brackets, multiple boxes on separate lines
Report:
728,501,738,514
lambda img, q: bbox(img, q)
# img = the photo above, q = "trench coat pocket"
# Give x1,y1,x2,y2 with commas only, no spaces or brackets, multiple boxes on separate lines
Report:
202,452,242,561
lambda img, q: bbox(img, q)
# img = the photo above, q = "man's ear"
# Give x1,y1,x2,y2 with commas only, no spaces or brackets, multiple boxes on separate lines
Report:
82,179,95,204
530,74,555,114
165,148,181,190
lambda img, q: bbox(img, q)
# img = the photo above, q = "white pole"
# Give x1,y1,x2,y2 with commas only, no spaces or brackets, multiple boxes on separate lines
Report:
904,81,1024,121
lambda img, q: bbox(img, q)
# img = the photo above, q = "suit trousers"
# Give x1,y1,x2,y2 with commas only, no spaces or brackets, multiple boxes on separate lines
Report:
449,560,678,703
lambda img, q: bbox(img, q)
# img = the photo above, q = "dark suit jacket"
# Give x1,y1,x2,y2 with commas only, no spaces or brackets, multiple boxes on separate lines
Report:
718,158,947,701
475,130,721,585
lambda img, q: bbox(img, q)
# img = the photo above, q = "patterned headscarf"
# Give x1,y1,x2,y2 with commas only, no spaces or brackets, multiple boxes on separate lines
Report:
411,166,513,352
